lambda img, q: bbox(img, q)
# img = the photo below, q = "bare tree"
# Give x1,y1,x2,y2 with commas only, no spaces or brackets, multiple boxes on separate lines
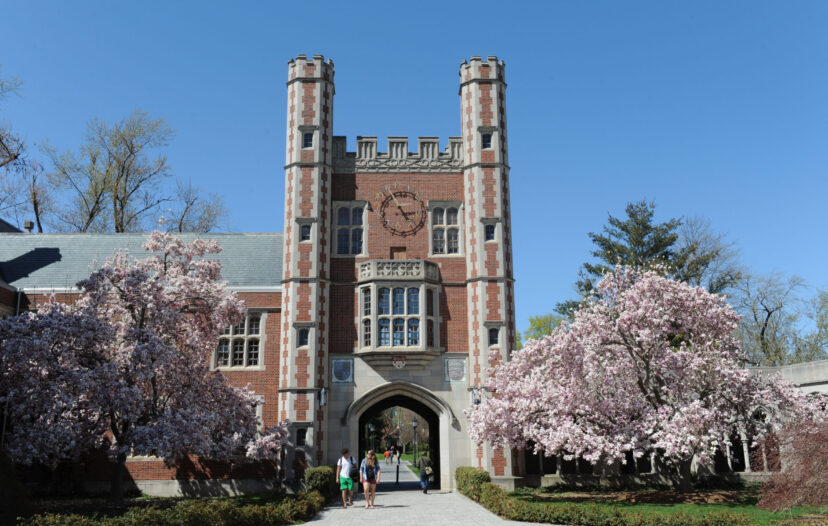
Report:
167,177,228,232
46,110,174,232
736,274,807,366
676,216,745,295
0,65,26,220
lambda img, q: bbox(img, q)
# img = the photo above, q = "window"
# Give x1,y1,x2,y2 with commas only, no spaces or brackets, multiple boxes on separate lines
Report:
379,319,390,346
431,205,460,255
297,428,307,446
215,313,262,368
303,132,313,148
363,319,371,347
334,203,365,255
360,284,439,350
484,224,496,241
489,327,499,346
300,224,311,242
363,287,371,316
481,133,492,149
298,328,309,347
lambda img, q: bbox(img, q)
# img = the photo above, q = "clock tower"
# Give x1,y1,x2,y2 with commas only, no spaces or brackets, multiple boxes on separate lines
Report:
282,55,518,489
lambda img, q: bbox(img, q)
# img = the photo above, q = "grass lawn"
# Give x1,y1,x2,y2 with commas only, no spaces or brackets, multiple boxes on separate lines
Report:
508,487,828,525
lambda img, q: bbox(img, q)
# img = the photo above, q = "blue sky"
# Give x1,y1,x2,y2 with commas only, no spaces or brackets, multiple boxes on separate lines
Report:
2,1,828,334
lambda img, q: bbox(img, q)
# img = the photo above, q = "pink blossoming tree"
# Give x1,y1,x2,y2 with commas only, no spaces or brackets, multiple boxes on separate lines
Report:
467,266,818,491
0,232,289,500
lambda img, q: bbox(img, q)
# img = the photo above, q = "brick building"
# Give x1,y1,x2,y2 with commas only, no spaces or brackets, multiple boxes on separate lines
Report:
0,55,519,494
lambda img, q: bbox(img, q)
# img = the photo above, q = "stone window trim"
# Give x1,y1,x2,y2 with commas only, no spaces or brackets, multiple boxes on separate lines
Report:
333,200,369,258
357,282,442,352
428,200,464,257
295,217,316,243
298,125,319,150
484,321,504,348
482,217,500,243
214,312,266,371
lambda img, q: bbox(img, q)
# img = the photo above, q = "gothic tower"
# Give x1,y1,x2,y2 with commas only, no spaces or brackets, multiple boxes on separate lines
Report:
281,54,335,465
460,56,516,477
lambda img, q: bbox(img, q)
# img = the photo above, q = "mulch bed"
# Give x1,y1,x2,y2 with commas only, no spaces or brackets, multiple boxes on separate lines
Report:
531,489,758,505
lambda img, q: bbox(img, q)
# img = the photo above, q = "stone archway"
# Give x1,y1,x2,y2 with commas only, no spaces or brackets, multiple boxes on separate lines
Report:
343,381,457,490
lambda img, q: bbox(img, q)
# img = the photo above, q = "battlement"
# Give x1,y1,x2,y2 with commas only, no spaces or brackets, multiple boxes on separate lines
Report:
332,136,463,173
460,55,506,84
287,54,335,82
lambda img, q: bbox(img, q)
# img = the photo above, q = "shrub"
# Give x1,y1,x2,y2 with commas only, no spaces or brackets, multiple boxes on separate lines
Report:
759,421,828,511
455,466,491,500
455,466,756,526
22,490,326,526
304,465,336,498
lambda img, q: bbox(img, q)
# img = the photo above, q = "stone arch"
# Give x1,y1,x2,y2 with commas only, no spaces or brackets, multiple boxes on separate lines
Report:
342,381,457,490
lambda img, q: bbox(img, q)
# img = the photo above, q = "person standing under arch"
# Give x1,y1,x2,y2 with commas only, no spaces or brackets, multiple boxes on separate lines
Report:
360,450,381,508
415,450,433,494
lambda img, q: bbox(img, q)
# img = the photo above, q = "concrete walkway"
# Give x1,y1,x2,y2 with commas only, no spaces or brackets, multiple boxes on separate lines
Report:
308,460,550,526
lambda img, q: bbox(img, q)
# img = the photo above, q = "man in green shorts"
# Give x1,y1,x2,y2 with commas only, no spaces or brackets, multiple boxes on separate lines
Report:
335,448,357,508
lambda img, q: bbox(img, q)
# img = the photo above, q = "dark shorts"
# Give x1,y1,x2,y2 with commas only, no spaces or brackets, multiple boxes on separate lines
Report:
364,478,376,485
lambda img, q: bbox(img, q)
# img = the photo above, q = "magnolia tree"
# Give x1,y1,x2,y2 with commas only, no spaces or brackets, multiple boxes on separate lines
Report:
0,232,289,500
467,266,820,491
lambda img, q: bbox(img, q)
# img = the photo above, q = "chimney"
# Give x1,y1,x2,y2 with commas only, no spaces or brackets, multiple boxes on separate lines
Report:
23,221,34,233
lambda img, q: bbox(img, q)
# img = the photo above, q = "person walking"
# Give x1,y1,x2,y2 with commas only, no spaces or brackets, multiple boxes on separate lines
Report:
384,448,391,465
335,448,358,508
415,450,433,494
360,449,381,509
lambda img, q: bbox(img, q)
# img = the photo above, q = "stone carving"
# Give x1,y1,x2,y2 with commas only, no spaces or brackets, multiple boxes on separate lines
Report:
358,259,440,283
334,155,462,174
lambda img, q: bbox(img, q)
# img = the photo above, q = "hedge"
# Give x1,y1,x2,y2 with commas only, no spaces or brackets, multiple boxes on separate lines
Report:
455,466,491,501
21,490,326,526
304,465,337,498
456,468,755,526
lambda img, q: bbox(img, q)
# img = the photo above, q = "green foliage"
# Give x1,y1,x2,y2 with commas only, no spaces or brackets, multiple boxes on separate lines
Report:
516,314,564,349
455,466,491,500
304,465,337,498
457,468,775,526
21,491,326,526
557,201,740,318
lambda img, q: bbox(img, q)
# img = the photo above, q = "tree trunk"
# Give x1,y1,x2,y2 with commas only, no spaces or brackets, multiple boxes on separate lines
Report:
109,452,127,503
676,457,694,492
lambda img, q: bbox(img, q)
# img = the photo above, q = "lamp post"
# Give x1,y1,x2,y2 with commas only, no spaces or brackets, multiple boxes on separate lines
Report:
368,423,375,452
412,417,418,461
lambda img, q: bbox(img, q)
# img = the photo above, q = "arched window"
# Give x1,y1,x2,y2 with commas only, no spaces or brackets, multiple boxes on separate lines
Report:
378,288,390,315
407,288,419,315
431,204,461,255
392,288,405,315
362,287,371,316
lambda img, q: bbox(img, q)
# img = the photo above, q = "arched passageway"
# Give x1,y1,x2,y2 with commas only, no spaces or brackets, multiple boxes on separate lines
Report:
343,381,457,490
358,395,440,490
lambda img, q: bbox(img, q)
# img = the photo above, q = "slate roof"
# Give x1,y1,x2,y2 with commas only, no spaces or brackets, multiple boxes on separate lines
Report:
0,218,21,233
0,233,283,291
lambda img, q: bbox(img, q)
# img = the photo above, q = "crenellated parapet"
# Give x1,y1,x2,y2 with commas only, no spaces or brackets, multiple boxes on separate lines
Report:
287,54,335,85
332,136,463,173
459,55,506,86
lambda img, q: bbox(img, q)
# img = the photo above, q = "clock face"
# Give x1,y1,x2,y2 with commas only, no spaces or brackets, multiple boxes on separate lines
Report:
375,184,427,237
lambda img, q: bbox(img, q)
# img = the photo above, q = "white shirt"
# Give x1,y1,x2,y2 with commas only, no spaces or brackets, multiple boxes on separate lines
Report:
337,456,355,479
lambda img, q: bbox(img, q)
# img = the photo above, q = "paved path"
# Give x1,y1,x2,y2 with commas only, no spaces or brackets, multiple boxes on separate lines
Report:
308,461,550,526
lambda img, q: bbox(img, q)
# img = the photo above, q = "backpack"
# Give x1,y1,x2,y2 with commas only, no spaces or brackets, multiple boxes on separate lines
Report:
365,463,375,480
348,458,359,480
